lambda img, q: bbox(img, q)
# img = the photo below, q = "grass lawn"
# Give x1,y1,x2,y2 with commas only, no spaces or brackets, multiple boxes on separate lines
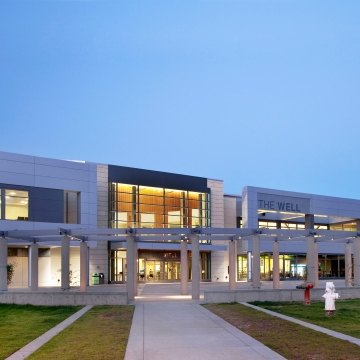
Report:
251,299,360,338
0,304,82,359
204,302,360,360
28,305,134,360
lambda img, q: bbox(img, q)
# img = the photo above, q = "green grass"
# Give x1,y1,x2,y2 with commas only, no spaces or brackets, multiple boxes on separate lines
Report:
28,305,134,360
251,299,360,338
0,304,82,360
204,302,360,359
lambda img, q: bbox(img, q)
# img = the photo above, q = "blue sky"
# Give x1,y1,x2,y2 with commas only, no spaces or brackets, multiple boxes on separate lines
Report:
1,0,359,198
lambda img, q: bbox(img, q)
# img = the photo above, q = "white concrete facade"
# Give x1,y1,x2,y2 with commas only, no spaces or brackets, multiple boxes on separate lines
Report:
0,151,98,287
241,186,360,255
0,151,98,231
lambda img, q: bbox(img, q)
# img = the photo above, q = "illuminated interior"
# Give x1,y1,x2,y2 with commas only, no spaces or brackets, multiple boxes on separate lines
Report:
2,189,29,220
257,209,357,231
237,253,348,281
109,183,210,229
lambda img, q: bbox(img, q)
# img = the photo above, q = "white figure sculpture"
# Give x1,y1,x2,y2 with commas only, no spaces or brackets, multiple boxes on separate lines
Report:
322,282,340,316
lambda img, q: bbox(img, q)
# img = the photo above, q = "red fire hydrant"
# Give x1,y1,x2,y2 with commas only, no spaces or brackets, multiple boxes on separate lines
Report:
296,282,314,304
304,283,314,305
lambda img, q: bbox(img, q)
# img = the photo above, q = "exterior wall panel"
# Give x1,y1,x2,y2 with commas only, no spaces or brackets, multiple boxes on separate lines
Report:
208,179,227,282
88,164,109,283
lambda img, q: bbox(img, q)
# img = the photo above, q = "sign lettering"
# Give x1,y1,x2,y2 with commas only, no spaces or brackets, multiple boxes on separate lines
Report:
258,193,310,213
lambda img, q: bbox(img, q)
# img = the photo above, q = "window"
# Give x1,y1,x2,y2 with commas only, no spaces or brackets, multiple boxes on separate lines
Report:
281,223,305,230
1,189,29,220
109,182,210,229
330,222,356,231
259,221,277,229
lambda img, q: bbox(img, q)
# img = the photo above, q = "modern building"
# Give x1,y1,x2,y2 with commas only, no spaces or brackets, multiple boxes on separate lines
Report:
1,150,360,293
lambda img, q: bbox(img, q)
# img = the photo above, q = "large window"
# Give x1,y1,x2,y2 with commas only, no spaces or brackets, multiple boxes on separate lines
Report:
0,189,29,220
330,222,357,231
109,183,210,229
258,221,328,230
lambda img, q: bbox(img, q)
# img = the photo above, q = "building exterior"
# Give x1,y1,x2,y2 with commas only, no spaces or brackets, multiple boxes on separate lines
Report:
239,186,360,282
1,150,360,290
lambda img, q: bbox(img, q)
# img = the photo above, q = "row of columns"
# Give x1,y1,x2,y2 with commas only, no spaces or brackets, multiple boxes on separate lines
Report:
2,233,360,296
235,235,360,290
0,233,201,299
0,236,89,292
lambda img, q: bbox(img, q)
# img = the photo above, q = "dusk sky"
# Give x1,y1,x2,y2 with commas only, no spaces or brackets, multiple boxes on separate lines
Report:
1,1,359,199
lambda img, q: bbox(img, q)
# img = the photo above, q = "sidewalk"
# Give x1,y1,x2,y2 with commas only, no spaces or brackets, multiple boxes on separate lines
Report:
124,301,285,360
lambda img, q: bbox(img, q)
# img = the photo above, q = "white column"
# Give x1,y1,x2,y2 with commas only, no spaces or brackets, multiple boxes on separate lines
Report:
0,237,8,291
180,239,188,295
345,241,352,287
29,242,39,291
61,236,70,290
190,234,200,300
229,239,236,290
313,240,319,287
305,215,317,286
252,235,261,288
126,235,137,300
272,240,280,289
247,251,252,282
354,238,360,286
306,236,316,285
80,240,88,292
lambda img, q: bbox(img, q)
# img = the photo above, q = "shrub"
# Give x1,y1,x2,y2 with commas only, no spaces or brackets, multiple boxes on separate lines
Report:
7,263,14,285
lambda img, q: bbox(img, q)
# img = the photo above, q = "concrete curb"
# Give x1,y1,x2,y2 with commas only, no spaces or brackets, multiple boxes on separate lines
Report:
6,305,93,360
241,302,360,346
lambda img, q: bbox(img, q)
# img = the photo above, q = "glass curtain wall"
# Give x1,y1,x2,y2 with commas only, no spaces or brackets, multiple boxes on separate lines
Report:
109,183,210,229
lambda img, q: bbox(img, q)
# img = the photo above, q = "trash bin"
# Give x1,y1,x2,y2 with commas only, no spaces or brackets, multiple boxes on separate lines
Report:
99,272,105,285
92,273,100,285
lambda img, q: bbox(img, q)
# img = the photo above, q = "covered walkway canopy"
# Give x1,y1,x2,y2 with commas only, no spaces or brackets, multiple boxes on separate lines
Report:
1,227,360,300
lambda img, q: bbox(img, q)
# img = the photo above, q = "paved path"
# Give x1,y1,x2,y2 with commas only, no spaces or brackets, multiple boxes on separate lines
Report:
124,301,285,360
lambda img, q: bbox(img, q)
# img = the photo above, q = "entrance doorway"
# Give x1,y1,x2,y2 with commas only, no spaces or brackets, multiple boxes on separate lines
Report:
110,249,127,283
141,260,181,281
110,249,210,283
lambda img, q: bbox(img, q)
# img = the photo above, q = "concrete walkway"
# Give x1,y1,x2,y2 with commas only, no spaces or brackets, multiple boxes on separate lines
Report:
124,301,285,360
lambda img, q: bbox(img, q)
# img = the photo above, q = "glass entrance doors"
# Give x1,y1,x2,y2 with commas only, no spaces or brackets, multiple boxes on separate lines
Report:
165,262,180,280
141,260,181,281
110,249,127,283
110,249,210,283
